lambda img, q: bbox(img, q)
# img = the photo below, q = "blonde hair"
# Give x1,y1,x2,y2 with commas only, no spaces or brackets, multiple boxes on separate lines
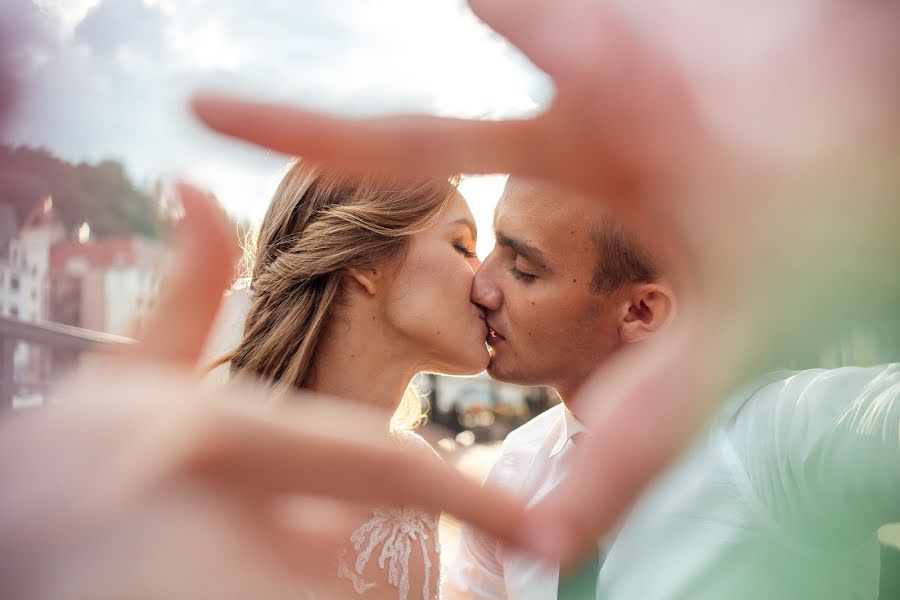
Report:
215,161,460,429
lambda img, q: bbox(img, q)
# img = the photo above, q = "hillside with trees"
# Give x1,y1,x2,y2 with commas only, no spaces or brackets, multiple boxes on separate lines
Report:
0,145,162,239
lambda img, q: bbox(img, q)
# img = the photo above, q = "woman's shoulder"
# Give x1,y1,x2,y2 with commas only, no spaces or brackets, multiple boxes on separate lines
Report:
390,428,443,464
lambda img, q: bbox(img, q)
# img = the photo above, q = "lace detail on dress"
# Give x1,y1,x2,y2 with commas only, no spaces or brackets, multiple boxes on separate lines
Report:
337,507,439,600
336,430,441,600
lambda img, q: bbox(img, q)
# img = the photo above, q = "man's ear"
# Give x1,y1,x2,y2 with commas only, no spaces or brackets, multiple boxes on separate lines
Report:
619,282,676,344
346,266,381,296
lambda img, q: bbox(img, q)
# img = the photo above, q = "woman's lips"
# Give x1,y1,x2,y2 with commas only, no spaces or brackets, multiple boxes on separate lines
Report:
487,326,505,344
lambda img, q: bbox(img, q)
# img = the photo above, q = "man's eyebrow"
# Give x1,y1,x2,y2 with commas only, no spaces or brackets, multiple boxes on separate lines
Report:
450,217,477,242
495,231,550,270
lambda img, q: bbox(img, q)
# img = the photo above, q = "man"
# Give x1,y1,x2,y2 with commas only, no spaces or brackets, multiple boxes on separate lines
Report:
443,176,674,599
443,176,900,599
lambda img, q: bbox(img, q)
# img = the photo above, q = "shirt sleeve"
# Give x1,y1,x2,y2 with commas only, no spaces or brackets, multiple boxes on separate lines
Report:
441,455,511,600
732,363,900,541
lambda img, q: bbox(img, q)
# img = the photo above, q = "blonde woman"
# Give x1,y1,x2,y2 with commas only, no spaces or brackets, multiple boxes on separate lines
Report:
206,160,488,600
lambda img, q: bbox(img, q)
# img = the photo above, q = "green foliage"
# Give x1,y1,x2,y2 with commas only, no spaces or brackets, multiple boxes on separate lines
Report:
0,145,162,239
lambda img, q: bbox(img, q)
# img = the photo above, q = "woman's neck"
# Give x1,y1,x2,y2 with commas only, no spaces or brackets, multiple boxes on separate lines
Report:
306,307,418,426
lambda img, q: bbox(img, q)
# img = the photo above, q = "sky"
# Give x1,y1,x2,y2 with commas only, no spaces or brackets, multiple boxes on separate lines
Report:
2,0,553,256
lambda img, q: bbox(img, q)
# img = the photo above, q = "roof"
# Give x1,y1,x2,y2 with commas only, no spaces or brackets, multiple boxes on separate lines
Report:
50,237,169,272
22,196,63,231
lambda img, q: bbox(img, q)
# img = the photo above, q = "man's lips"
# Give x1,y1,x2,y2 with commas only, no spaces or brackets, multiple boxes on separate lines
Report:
486,323,505,343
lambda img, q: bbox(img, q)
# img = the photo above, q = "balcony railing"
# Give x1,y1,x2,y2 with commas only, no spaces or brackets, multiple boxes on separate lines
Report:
0,315,133,412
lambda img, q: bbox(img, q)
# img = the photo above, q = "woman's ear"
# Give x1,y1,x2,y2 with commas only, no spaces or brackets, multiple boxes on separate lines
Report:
347,266,381,296
619,282,676,344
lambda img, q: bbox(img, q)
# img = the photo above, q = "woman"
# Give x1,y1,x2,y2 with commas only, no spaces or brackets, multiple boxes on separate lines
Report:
207,160,488,600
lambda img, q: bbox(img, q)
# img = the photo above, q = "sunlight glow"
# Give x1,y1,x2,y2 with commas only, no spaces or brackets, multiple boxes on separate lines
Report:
458,174,508,258
170,20,243,71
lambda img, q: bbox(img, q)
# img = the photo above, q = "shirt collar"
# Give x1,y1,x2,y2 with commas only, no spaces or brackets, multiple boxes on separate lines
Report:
549,405,587,457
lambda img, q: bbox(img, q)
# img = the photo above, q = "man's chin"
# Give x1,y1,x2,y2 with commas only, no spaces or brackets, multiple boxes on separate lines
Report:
485,358,526,386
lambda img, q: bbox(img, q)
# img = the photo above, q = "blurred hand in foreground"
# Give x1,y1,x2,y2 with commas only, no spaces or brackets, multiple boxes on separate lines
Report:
0,185,528,599
192,0,900,565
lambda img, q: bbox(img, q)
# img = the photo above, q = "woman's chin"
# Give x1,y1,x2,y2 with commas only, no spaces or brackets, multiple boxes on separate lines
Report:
465,344,492,374
431,344,490,376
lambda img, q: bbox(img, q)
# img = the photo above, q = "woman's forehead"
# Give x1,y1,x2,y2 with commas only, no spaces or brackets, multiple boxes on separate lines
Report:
442,191,477,231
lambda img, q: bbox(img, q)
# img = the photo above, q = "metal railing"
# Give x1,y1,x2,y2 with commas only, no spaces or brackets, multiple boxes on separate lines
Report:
0,315,133,412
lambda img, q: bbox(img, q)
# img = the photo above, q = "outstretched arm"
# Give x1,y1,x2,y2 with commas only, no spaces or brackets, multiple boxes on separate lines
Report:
0,185,530,599
192,0,900,566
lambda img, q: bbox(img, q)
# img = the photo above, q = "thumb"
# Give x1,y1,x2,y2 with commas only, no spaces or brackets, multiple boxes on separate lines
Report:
135,183,238,367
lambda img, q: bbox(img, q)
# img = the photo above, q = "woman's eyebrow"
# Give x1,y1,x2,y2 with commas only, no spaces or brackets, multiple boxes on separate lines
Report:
450,217,478,242
494,231,550,271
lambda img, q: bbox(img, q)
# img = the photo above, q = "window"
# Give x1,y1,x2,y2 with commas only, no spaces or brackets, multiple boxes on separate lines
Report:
10,275,19,291
10,305,18,318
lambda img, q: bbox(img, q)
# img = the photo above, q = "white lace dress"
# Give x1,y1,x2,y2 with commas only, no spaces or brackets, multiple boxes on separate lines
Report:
336,429,442,600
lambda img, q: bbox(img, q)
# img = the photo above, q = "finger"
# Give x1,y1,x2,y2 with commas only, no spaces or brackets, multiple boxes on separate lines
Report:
136,183,238,366
39,487,353,600
247,494,358,585
187,395,531,548
520,327,726,565
191,95,538,177
468,0,628,82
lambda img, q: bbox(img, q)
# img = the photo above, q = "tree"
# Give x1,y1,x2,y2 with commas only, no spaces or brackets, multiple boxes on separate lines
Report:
0,146,162,239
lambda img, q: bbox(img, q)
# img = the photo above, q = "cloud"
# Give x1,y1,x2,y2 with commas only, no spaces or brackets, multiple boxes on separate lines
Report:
2,0,549,224
74,0,167,60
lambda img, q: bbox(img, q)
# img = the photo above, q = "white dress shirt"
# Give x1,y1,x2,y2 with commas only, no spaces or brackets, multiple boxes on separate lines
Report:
444,364,900,600
443,403,590,599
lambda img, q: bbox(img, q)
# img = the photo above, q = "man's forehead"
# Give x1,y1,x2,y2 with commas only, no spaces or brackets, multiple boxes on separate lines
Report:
495,177,601,235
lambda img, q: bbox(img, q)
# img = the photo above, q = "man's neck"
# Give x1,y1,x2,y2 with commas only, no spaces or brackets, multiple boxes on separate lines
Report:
555,381,588,422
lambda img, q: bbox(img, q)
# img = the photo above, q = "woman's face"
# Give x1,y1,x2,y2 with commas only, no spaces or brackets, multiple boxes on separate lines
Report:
382,191,489,375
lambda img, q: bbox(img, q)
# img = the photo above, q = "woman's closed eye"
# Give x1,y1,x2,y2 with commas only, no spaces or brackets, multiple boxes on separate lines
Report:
453,241,477,259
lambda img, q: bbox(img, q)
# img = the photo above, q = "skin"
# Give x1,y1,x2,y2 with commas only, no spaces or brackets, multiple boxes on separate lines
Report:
381,191,488,377
474,178,626,402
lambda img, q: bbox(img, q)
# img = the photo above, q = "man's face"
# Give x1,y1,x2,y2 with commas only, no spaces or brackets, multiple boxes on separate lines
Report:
472,179,626,397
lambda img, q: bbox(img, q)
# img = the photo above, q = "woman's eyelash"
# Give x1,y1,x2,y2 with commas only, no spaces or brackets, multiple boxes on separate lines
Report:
453,242,477,259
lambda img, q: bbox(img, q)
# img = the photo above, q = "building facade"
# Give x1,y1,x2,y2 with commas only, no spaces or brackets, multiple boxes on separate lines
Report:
0,197,168,405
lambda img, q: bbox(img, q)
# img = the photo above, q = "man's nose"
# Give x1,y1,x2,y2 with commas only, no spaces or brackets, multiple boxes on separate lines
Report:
471,253,502,311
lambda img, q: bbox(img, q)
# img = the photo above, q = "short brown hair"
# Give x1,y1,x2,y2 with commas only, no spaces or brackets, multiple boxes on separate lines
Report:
591,220,658,293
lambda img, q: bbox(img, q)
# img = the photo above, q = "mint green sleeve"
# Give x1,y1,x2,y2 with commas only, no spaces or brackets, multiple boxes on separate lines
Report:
732,364,900,541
